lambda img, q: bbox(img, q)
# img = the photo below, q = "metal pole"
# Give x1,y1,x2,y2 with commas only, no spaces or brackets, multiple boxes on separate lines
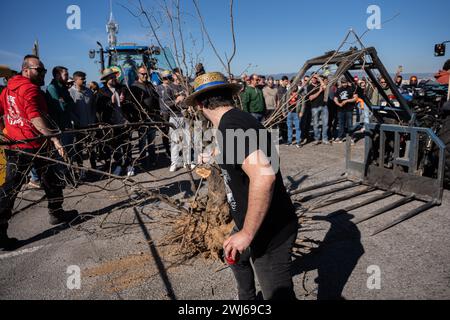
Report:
447,74,450,102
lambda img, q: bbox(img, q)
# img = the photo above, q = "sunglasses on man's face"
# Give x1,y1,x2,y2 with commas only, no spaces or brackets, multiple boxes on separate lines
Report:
139,73,148,76
28,66,47,74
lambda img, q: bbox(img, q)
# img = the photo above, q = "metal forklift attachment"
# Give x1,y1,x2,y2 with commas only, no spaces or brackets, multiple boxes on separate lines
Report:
289,177,348,195
297,181,361,203
287,45,447,235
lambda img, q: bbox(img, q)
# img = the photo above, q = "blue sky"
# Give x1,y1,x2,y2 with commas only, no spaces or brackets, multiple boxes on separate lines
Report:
1,0,449,82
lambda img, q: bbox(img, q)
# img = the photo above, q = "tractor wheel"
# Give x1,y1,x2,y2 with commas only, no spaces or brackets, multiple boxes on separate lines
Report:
438,115,450,189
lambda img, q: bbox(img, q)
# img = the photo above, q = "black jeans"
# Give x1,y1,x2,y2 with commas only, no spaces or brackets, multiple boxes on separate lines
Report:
103,128,133,169
337,111,354,139
73,132,98,169
0,149,64,225
230,226,297,300
138,127,157,164
301,105,312,141
327,100,338,140
161,112,171,155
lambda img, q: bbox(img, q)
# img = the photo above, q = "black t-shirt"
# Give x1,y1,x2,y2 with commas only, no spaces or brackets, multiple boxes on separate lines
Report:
336,86,356,112
307,84,325,108
217,108,298,257
129,81,160,120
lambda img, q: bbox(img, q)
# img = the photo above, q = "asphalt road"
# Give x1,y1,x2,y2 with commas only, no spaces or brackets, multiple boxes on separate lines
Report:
1,140,449,300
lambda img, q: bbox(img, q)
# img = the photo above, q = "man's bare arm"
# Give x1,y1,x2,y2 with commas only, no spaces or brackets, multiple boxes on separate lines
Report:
30,117,66,159
343,94,359,104
223,150,276,260
334,96,342,107
309,87,323,101
30,116,56,137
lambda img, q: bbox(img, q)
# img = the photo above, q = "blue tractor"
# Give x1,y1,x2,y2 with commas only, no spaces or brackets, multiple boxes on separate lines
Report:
89,42,176,86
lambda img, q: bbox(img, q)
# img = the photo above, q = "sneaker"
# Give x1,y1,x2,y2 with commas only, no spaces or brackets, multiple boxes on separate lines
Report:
183,163,196,170
170,164,180,173
27,180,41,189
126,166,135,177
351,139,356,146
113,166,122,176
313,141,321,146
0,224,20,251
323,141,331,145
335,139,343,144
295,144,302,149
48,210,79,226
79,170,87,180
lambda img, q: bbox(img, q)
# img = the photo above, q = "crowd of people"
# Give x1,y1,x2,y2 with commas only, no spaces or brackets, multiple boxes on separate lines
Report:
235,71,434,147
1,56,445,194
1,57,204,184
1,53,448,251
0,54,202,249
1,52,449,302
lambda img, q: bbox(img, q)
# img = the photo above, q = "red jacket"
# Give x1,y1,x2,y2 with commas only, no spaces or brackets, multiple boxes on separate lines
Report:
0,75,47,149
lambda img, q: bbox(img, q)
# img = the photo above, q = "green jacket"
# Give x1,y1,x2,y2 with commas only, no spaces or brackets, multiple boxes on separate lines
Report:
46,79,75,129
240,86,266,114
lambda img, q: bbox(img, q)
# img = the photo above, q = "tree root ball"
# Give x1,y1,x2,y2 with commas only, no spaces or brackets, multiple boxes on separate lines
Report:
163,165,233,261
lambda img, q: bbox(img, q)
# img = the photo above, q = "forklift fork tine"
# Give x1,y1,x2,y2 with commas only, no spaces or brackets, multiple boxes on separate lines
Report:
289,177,348,195
354,194,415,225
371,200,438,236
327,191,394,218
310,186,376,210
297,182,361,203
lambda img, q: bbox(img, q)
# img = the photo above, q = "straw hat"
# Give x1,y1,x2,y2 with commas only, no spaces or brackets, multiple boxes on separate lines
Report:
100,68,120,82
159,70,173,79
185,72,242,106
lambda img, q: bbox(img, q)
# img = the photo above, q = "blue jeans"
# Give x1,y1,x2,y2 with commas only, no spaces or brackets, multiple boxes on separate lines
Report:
357,103,372,125
338,111,354,139
30,167,39,182
286,112,301,145
312,106,329,142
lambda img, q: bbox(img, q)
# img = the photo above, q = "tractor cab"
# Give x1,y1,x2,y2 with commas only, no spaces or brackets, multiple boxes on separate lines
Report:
89,43,176,86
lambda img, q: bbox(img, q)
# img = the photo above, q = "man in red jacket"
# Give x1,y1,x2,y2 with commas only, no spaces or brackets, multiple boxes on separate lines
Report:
0,55,78,250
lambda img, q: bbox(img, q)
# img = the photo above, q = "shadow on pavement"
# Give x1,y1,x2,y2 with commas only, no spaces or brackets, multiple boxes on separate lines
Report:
292,212,365,300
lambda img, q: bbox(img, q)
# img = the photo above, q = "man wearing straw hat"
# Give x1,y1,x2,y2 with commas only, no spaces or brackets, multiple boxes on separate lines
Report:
186,72,298,300
96,68,134,177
